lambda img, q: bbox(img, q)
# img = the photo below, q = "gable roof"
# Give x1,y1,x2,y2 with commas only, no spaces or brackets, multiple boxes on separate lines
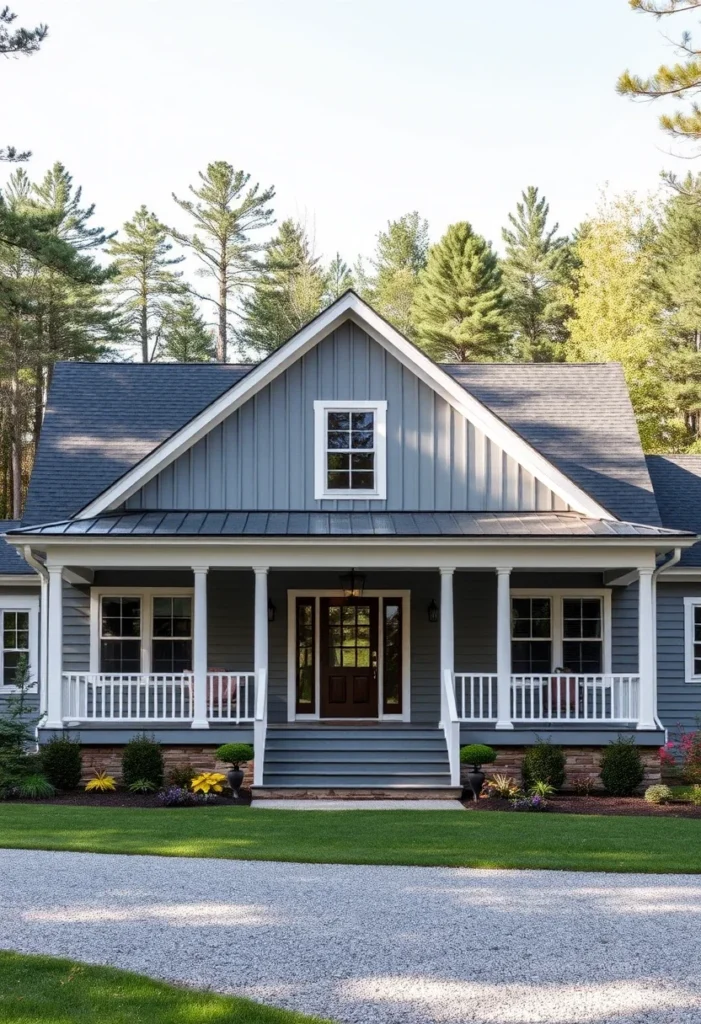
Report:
647,455,701,566
0,520,35,575
70,293,614,521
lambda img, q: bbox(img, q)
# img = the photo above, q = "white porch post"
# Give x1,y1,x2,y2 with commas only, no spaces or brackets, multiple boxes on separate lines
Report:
46,565,64,729
191,567,209,729
254,567,269,680
495,567,514,729
439,568,455,725
637,567,656,730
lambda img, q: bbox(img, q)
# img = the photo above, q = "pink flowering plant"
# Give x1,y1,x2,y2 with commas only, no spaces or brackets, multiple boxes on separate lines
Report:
659,723,701,784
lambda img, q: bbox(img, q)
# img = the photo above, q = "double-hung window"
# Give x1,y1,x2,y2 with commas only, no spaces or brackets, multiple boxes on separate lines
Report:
684,598,701,682
95,591,193,674
2,610,30,686
511,593,607,674
314,400,387,499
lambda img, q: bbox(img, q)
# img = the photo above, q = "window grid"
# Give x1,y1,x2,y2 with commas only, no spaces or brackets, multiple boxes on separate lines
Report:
562,597,603,673
694,606,701,678
99,596,142,673
151,596,193,673
2,610,29,686
326,409,376,492
511,597,552,674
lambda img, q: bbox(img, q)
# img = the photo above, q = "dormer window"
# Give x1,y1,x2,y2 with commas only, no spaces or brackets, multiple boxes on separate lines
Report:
314,400,387,500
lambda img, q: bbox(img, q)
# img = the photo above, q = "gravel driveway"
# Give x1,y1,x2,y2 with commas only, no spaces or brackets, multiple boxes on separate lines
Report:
1,849,700,1024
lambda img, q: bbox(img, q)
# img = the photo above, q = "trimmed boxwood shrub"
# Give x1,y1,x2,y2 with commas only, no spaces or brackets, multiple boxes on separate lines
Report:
39,736,82,791
522,741,566,791
215,743,253,768
600,737,644,796
459,744,497,768
121,735,164,790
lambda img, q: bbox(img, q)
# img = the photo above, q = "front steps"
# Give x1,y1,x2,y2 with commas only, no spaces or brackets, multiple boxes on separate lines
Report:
258,724,457,795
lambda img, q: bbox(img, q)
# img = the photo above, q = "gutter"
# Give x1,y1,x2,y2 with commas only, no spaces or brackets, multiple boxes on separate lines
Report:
651,547,682,733
22,545,49,731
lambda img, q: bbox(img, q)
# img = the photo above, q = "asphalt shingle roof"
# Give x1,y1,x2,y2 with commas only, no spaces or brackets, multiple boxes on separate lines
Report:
646,455,701,566
9,510,688,539
0,520,34,574
22,358,661,527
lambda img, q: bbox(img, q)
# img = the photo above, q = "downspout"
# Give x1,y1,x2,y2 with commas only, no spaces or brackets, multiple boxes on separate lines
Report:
22,545,49,730
651,547,682,732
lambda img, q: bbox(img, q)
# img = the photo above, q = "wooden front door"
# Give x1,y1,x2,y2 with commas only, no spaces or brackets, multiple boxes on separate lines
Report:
320,597,379,718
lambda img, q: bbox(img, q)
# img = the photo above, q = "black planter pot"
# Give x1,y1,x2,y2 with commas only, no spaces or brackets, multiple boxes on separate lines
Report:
466,767,485,801
226,767,245,799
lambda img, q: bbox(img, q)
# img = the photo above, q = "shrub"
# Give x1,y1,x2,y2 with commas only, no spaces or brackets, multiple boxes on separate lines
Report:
167,764,196,788
158,786,206,807
40,737,82,791
85,771,117,792
659,728,701,783
522,741,566,791
571,776,596,796
460,744,497,768
644,784,672,805
0,655,40,795
121,735,164,790
484,773,521,799
190,771,227,794
600,738,644,796
215,743,253,768
511,793,548,812
127,778,157,794
690,785,701,806
17,773,55,799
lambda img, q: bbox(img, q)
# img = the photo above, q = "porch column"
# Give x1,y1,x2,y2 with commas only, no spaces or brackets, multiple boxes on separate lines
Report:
495,567,514,729
637,567,656,730
439,567,455,726
191,567,209,729
253,566,269,681
46,565,64,729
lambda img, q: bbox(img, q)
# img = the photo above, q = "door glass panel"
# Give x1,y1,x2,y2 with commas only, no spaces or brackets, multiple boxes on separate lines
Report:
296,599,315,712
383,600,402,713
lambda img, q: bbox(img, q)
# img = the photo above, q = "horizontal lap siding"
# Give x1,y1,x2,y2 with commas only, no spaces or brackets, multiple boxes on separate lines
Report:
657,582,701,730
63,580,90,672
126,322,563,513
611,583,638,674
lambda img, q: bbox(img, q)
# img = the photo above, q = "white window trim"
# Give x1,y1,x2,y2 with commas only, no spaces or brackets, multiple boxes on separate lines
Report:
683,597,701,683
89,587,194,675
286,589,410,722
313,399,387,501
510,589,612,674
0,594,39,691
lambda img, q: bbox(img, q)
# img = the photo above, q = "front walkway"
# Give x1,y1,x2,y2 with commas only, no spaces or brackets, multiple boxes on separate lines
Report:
1,849,700,1024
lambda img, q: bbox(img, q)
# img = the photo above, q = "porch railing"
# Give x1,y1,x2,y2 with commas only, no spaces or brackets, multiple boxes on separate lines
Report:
454,673,640,724
61,672,255,723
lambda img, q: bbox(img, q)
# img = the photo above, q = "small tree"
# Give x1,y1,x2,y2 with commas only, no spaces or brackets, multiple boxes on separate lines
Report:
0,655,39,794
160,297,215,362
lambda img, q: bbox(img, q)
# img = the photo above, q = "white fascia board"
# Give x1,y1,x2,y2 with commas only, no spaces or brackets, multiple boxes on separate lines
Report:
0,574,39,587
77,290,613,520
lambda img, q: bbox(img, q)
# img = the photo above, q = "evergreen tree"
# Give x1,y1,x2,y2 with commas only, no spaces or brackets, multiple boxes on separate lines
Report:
107,206,183,362
160,297,215,362
411,222,509,362
501,186,572,361
238,219,326,356
357,212,428,338
171,162,275,362
0,6,48,162
324,252,354,302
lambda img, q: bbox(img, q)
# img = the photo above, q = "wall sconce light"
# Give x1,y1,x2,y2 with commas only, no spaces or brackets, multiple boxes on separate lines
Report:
339,568,366,599
427,599,439,623
268,598,276,623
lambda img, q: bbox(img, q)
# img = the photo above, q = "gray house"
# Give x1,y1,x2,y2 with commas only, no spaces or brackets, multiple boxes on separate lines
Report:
0,522,40,713
4,291,699,794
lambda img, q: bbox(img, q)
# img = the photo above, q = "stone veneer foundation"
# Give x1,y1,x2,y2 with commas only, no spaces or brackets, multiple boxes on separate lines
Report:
79,745,254,789
462,746,662,792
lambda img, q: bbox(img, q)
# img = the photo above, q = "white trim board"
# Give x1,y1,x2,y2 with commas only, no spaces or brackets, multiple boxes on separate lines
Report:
683,596,701,683
75,292,615,521
286,589,411,723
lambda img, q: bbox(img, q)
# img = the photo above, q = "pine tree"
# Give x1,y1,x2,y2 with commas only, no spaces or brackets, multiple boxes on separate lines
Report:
160,297,215,362
107,206,183,362
357,212,428,338
0,6,48,162
238,220,326,356
411,222,509,362
324,253,354,302
501,186,572,361
171,162,275,362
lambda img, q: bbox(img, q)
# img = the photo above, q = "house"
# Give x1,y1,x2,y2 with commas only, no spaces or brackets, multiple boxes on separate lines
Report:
0,522,41,714
4,291,699,795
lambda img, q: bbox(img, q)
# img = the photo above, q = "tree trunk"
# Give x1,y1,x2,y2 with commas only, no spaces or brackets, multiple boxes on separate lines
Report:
217,256,227,363
141,301,149,363
10,373,22,520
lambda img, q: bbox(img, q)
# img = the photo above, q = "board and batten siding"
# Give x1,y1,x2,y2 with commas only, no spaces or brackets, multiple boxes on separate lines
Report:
656,582,701,730
126,321,568,513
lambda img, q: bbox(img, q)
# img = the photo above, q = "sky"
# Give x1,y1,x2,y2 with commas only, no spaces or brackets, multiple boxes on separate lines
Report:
2,0,695,266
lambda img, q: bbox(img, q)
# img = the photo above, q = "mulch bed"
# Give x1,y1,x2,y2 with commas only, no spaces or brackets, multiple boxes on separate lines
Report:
12,789,253,808
462,793,701,817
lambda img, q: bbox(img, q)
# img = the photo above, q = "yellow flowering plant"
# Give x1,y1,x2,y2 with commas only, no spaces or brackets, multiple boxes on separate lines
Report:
190,771,227,795
85,771,117,792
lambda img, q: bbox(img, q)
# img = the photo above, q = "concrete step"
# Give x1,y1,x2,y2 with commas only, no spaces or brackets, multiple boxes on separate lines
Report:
265,749,450,765
262,773,453,787
265,738,447,753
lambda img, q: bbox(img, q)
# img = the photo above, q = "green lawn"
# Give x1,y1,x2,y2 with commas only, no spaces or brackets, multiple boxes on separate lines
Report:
0,951,331,1024
1,803,701,872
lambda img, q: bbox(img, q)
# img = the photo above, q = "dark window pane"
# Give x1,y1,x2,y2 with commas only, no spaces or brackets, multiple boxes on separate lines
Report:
121,598,141,619
351,430,374,449
512,640,552,673
296,599,315,713
351,452,374,471
351,472,374,489
351,411,374,430
153,597,171,617
153,616,172,638
562,640,602,674
3,652,22,685
100,639,141,673
101,599,122,619
327,412,350,430
327,452,349,471
531,599,551,620
327,430,349,450
383,602,402,712
327,471,350,489
531,617,551,638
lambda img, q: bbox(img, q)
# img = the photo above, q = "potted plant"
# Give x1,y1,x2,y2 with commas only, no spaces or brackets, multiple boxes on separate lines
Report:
214,743,254,799
460,743,497,801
